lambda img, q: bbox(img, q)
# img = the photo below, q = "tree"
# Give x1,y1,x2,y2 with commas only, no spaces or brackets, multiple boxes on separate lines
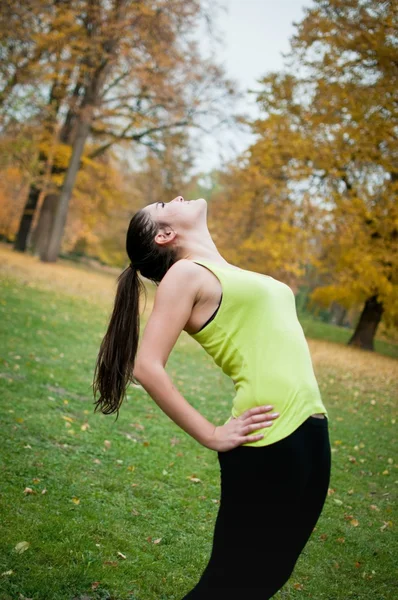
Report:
221,0,397,349
4,0,235,261
290,0,398,349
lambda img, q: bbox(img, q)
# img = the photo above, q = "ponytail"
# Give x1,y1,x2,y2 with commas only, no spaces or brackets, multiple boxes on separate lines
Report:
92,263,145,419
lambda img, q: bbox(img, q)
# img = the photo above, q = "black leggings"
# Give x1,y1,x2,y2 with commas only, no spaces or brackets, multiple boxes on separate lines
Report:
182,415,331,599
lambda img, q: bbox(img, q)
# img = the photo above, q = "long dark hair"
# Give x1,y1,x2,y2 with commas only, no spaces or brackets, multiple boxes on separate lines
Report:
92,208,178,419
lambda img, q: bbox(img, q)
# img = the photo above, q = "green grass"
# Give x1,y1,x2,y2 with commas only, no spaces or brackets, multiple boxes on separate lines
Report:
0,274,397,600
299,315,398,360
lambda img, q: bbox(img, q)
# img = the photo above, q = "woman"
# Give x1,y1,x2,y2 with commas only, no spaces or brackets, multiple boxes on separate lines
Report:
93,196,331,599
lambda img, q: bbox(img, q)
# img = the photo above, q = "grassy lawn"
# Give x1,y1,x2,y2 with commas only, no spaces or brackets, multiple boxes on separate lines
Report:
0,245,397,600
299,316,398,360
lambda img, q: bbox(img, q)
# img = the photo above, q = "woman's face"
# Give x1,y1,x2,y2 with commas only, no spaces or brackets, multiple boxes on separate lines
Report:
143,196,207,232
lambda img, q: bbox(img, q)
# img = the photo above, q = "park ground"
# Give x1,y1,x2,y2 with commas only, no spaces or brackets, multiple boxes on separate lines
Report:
0,243,397,600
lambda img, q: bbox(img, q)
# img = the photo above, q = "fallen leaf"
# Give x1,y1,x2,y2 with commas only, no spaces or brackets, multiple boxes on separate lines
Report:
380,521,392,532
104,440,111,449
103,560,118,567
62,416,74,423
117,551,127,559
1,570,14,576
333,499,343,506
130,422,145,431
71,497,80,505
153,538,162,544
350,519,359,527
81,423,90,431
336,537,345,544
23,487,34,495
91,582,100,590
293,583,304,590
14,541,30,554
188,476,201,483
41,488,47,495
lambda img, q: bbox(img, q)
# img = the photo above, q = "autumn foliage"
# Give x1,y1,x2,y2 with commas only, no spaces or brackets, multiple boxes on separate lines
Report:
211,0,397,349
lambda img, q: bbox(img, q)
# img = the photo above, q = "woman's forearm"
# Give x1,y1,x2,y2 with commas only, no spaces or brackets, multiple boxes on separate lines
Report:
133,364,217,449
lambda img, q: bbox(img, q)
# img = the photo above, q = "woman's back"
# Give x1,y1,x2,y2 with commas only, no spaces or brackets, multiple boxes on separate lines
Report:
187,259,327,446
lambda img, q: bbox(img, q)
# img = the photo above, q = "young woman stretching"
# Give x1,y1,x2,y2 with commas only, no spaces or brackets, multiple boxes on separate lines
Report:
93,196,331,599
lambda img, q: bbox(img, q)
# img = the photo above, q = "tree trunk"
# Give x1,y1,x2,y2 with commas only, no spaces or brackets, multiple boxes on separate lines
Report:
13,184,41,252
348,295,383,351
330,302,347,327
30,193,58,256
40,117,91,262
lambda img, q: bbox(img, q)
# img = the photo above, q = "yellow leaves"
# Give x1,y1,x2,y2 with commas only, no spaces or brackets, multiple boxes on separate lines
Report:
14,541,30,554
71,497,80,505
350,519,359,527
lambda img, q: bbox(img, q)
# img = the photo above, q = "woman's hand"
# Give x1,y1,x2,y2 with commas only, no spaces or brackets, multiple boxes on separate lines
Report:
209,405,280,452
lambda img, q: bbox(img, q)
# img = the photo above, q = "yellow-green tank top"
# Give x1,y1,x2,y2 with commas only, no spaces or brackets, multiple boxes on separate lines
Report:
187,259,328,447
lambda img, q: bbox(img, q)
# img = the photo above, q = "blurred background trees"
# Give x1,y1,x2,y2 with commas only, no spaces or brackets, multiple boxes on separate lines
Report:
0,0,396,349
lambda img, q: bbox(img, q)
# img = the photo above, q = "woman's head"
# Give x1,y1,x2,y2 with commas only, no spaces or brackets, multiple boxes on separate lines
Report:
93,195,207,418
127,196,208,282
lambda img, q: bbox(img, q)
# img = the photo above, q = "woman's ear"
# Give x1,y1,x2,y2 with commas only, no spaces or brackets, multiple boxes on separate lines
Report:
155,226,177,246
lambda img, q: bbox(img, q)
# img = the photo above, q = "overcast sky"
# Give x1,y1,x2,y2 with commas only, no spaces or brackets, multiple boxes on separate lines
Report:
194,0,309,173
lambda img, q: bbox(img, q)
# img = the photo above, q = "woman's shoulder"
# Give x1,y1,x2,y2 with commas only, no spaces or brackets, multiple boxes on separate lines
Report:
159,259,203,290
165,258,202,279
